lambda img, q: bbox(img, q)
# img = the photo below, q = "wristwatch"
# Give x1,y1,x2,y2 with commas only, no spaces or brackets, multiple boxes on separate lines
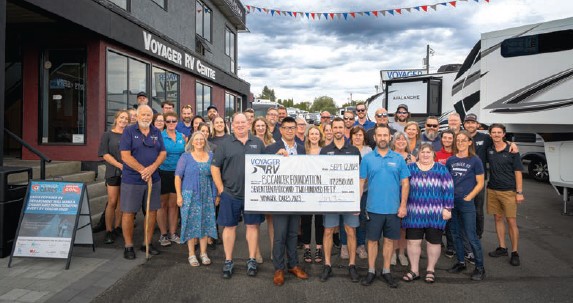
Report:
516,191,523,195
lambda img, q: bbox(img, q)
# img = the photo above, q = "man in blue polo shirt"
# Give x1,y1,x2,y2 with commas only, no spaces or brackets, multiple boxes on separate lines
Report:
359,125,410,288
175,105,194,137
353,102,375,131
120,105,166,260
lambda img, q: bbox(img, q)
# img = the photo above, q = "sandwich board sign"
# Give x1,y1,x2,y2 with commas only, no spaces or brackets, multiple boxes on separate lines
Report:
8,181,94,270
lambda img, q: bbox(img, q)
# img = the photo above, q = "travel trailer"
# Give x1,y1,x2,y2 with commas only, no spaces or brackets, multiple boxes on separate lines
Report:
452,17,573,212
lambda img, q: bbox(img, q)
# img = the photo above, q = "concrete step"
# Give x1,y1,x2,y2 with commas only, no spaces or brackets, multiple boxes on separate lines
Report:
89,195,108,218
87,180,107,200
46,171,96,184
5,161,82,183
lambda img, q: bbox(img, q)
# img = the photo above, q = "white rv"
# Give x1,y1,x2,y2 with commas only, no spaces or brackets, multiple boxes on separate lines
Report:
452,17,573,212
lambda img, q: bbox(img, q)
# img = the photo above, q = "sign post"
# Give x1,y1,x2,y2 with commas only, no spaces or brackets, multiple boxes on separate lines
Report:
8,181,94,270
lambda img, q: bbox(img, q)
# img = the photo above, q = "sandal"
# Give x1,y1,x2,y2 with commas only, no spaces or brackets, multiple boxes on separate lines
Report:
200,253,211,266
304,248,312,263
402,270,420,282
188,255,200,267
315,248,323,263
425,271,435,283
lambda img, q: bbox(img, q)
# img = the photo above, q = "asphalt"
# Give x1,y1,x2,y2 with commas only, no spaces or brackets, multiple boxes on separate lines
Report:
2,176,573,303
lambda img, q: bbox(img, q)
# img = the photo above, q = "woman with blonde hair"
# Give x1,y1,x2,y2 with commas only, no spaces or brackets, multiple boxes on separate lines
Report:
175,132,218,267
404,121,422,157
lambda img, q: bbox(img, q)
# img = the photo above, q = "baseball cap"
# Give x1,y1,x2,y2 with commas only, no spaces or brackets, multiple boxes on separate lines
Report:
136,91,147,98
464,113,478,122
207,105,218,111
397,104,408,112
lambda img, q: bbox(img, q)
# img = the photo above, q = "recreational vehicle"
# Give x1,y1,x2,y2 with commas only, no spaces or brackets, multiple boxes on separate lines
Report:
452,17,573,212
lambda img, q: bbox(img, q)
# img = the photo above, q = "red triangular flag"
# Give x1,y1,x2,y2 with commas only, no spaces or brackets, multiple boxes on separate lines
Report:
396,9,402,14
373,11,378,17
329,13,335,19
421,5,428,12
293,12,297,17
311,12,315,20
449,1,457,7
350,12,356,18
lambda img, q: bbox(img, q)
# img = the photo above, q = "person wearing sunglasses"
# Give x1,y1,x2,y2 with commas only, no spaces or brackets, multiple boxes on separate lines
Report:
119,105,167,259
343,111,356,140
389,104,410,133
157,112,186,247
318,111,332,133
353,102,375,131
365,108,396,150
421,116,443,152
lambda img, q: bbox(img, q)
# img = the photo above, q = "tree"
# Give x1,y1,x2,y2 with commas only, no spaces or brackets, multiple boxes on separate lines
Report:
258,86,276,102
341,100,360,108
310,96,337,114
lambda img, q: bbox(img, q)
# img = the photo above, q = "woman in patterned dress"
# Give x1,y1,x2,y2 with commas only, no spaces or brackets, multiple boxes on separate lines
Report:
175,132,218,267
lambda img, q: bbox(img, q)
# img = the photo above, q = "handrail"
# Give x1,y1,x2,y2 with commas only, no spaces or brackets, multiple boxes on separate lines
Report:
4,129,52,180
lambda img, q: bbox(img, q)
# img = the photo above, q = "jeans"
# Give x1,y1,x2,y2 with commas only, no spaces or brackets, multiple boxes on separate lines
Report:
450,198,484,268
340,193,367,246
474,188,486,238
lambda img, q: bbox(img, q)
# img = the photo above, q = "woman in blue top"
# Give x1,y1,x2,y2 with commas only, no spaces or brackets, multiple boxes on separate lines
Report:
402,143,454,283
157,112,186,247
445,130,486,281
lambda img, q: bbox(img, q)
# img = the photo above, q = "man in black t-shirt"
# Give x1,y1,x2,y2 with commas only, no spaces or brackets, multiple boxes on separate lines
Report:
485,123,524,267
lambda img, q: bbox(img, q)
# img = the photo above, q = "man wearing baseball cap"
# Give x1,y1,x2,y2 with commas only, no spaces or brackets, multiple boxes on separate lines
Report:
207,105,219,122
134,92,157,114
389,104,410,133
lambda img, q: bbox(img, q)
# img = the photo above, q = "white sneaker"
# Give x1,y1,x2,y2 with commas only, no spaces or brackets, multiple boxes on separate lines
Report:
159,234,171,247
340,245,349,259
169,233,181,244
398,254,409,266
356,245,368,259
390,253,397,266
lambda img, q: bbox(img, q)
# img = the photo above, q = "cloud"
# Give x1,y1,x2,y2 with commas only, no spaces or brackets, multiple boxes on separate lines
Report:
239,0,573,106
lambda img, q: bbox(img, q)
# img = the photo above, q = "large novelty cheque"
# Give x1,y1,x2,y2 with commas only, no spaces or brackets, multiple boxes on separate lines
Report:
245,155,360,213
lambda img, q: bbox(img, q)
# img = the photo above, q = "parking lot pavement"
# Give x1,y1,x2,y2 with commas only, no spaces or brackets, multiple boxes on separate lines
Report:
2,177,572,302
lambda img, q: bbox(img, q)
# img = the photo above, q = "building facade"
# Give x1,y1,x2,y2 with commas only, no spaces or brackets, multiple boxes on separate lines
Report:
2,0,249,162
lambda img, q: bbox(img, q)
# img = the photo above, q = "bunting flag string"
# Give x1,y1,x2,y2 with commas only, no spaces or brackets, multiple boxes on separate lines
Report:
244,0,490,20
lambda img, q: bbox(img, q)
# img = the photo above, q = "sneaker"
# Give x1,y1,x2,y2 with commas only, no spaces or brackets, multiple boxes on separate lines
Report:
356,245,368,259
222,260,234,279
169,233,181,244
360,272,376,286
390,253,397,266
340,245,349,259
159,234,171,247
465,252,476,265
380,273,398,288
510,251,521,266
447,262,467,273
320,265,332,282
349,265,360,282
104,231,115,244
488,247,508,258
246,258,258,277
304,248,313,263
398,254,409,266
444,249,455,259
471,267,486,281
123,247,135,260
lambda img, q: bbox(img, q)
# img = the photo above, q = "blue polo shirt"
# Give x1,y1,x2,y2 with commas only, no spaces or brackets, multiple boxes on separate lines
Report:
354,120,375,131
120,124,166,185
360,149,410,214
175,121,192,137
159,130,185,171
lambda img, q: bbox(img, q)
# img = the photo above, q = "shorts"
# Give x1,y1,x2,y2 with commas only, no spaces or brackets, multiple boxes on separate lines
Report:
106,176,121,186
217,192,264,227
365,213,401,241
159,170,176,194
406,228,443,245
120,181,161,213
323,213,360,229
487,189,517,218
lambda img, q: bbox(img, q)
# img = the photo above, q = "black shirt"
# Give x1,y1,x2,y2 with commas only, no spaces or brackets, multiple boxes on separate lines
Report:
472,132,493,178
212,133,265,200
320,140,362,162
486,143,523,191
365,125,396,150
98,131,123,179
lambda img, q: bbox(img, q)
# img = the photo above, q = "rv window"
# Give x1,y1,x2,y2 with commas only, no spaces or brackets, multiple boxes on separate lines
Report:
501,30,573,57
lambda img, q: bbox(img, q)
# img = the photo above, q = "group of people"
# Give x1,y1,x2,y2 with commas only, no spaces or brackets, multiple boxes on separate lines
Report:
98,96,525,288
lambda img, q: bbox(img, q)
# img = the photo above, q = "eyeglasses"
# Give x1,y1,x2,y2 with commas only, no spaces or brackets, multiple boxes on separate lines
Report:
426,124,439,128
356,109,365,112
281,126,296,131
165,120,177,124
343,117,354,120
397,111,409,114
376,113,388,117
321,116,331,119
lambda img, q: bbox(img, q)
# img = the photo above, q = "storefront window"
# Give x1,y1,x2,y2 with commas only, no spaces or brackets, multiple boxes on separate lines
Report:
106,50,149,128
40,49,86,144
196,82,212,118
152,66,180,111
224,92,236,120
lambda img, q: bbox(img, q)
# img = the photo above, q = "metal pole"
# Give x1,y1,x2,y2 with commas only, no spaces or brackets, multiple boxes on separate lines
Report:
0,0,6,166
426,44,430,74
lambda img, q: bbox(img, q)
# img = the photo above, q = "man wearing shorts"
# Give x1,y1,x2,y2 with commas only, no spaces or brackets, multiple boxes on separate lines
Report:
119,105,166,260
211,113,265,279
319,117,362,283
359,125,410,287
486,123,524,266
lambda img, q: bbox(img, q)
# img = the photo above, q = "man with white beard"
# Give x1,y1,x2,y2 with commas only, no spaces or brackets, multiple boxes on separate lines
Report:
119,105,166,260
421,116,442,151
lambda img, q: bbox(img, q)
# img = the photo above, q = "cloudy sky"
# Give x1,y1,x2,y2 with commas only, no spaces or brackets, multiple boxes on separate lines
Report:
238,0,573,106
